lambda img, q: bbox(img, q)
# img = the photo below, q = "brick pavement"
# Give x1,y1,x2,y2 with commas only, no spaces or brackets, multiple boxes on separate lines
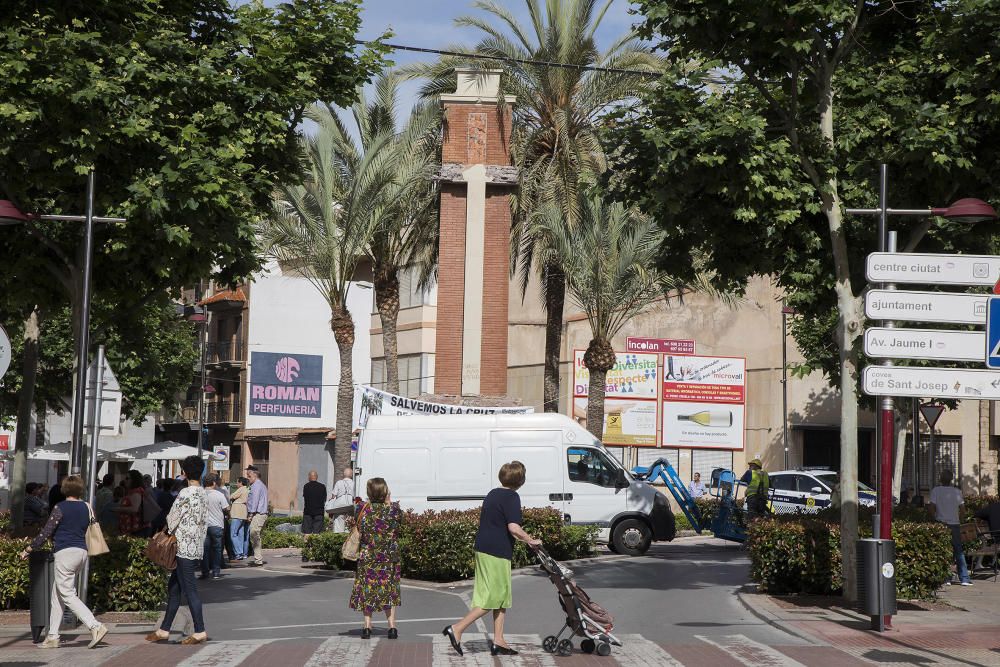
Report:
4,630,999,666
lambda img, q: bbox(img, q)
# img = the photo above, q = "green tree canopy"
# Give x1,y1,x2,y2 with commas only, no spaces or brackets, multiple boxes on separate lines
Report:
610,0,1000,599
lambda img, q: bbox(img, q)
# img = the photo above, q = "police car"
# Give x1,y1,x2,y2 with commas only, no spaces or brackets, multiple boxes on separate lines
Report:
768,468,877,514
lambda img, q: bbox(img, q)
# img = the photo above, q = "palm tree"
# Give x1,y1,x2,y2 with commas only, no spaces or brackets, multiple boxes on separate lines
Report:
527,193,675,438
363,79,441,396
406,0,662,411
259,98,397,472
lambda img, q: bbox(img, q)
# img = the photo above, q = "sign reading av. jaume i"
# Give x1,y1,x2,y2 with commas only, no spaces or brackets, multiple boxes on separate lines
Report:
358,386,533,428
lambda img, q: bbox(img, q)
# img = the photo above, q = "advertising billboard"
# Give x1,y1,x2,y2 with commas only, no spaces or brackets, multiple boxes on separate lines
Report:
572,351,659,446
662,354,746,450
249,351,323,418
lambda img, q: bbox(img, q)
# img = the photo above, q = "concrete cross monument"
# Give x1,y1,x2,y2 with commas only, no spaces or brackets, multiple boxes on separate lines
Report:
434,69,518,397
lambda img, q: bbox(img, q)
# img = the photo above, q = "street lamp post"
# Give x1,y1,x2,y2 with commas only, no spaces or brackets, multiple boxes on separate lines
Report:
781,305,798,470
0,172,126,477
846,163,997,629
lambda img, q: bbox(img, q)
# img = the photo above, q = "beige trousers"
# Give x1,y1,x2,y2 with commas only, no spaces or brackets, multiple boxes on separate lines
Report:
249,514,268,564
49,547,98,639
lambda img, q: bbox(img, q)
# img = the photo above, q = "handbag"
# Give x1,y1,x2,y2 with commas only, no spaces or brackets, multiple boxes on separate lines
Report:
85,503,110,557
144,527,178,570
325,494,353,514
341,504,366,561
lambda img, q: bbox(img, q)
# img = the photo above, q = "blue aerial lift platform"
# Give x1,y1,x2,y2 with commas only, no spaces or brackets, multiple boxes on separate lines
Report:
632,458,747,543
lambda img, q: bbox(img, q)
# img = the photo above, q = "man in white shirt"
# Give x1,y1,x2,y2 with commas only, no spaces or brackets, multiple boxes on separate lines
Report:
329,467,355,534
201,474,229,580
928,470,971,586
688,472,706,499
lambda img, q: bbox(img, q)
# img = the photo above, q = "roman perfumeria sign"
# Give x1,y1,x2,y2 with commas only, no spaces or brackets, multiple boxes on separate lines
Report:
572,351,659,446
662,354,746,450
249,351,323,418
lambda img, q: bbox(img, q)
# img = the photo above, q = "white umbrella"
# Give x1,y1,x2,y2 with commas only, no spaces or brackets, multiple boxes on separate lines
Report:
0,440,129,462
114,441,222,461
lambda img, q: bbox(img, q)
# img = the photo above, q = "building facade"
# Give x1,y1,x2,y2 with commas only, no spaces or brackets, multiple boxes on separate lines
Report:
160,262,372,513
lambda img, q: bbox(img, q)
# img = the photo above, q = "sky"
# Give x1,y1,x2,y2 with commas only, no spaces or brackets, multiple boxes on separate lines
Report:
353,0,642,122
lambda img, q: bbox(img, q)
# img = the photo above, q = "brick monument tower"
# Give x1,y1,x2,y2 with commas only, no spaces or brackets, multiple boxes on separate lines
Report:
435,69,517,396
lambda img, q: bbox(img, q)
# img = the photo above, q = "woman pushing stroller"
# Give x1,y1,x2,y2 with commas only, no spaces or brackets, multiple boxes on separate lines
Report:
443,460,542,656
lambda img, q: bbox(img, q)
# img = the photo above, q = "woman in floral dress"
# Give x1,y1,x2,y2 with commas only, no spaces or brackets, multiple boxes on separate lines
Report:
349,477,402,639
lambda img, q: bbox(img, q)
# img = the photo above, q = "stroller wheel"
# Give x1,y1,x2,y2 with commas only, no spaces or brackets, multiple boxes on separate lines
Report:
542,635,558,653
581,638,596,653
557,639,573,656
596,641,612,656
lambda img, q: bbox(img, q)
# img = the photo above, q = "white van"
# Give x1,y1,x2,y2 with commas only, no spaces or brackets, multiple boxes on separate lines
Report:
354,413,675,555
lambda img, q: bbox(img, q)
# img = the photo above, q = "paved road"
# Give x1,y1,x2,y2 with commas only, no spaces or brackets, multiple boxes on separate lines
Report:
7,537,992,665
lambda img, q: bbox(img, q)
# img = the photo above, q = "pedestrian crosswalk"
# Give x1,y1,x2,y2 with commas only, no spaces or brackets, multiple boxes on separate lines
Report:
3,631,1000,666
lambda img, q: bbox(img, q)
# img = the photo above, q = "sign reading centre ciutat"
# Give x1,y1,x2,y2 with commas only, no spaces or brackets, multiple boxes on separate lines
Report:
249,351,323,418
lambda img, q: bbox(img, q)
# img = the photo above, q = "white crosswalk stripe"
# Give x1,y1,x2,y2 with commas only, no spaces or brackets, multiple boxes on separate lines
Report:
431,633,556,667
696,634,807,666
611,634,684,666
304,635,380,667
177,639,271,667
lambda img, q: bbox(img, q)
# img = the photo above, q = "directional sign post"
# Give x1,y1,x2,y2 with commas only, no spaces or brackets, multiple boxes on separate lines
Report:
986,296,1000,369
864,328,985,362
865,289,989,324
863,366,1000,400
867,252,1000,286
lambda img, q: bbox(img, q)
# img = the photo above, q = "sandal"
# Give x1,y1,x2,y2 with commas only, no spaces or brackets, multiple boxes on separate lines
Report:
181,634,208,645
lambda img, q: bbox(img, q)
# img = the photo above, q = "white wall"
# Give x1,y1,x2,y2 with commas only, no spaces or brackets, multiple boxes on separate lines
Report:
245,260,373,429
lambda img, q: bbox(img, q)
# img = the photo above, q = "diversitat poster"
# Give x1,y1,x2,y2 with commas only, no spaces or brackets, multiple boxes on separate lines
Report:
572,351,659,446
661,354,746,450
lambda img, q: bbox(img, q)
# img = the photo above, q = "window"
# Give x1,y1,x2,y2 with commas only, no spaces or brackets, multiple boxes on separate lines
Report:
370,354,433,397
771,475,798,492
567,447,618,488
397,266,437,310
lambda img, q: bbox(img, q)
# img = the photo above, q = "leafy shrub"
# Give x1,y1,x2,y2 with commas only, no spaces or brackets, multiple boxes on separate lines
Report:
88,537,167,612
0,536,30,609
0,535,166,611
747,514,953,599
675,497,723,532
302,531,347,570
261,515,330,549
307,507,597,581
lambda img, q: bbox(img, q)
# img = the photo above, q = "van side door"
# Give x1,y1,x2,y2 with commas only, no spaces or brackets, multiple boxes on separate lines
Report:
491,430,564,516
433,430,492,511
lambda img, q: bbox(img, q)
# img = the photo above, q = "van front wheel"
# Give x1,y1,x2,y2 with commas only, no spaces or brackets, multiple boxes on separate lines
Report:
611,519,651,556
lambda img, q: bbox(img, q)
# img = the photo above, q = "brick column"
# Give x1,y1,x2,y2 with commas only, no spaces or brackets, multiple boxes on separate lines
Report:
435,69,517,396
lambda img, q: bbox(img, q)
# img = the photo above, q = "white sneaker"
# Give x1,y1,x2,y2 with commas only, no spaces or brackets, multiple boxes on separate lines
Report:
38,636,59,649
961,581,974,586
89,624,108,648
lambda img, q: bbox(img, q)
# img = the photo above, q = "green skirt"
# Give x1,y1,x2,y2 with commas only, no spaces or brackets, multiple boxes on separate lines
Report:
471,551,512,610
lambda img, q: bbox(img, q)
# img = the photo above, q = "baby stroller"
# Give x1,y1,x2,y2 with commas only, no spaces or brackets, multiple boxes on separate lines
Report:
533,546,622,657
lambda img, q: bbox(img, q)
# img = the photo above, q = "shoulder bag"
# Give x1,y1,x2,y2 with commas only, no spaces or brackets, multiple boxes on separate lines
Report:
145,527,178,570
341,504,366,561
85,503,110,557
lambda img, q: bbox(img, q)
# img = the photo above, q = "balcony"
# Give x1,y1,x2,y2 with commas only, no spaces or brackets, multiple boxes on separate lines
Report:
206,399,242,425
160,401,198,425
206,341,245,367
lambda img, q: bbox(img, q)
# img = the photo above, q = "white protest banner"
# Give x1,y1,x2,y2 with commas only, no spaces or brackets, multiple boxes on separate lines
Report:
357,386,533,428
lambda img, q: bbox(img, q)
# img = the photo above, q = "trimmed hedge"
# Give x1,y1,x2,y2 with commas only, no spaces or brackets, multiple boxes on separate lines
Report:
302,531,348,570
261,515,332,549
747,514,953,599
0,535,167,611
302,507,597,581
674,497,723,531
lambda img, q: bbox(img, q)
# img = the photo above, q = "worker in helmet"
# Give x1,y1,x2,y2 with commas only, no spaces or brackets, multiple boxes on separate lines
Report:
740,458,770,520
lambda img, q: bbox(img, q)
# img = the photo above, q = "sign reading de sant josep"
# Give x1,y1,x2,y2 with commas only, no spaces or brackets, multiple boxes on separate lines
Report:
250,352,323,418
